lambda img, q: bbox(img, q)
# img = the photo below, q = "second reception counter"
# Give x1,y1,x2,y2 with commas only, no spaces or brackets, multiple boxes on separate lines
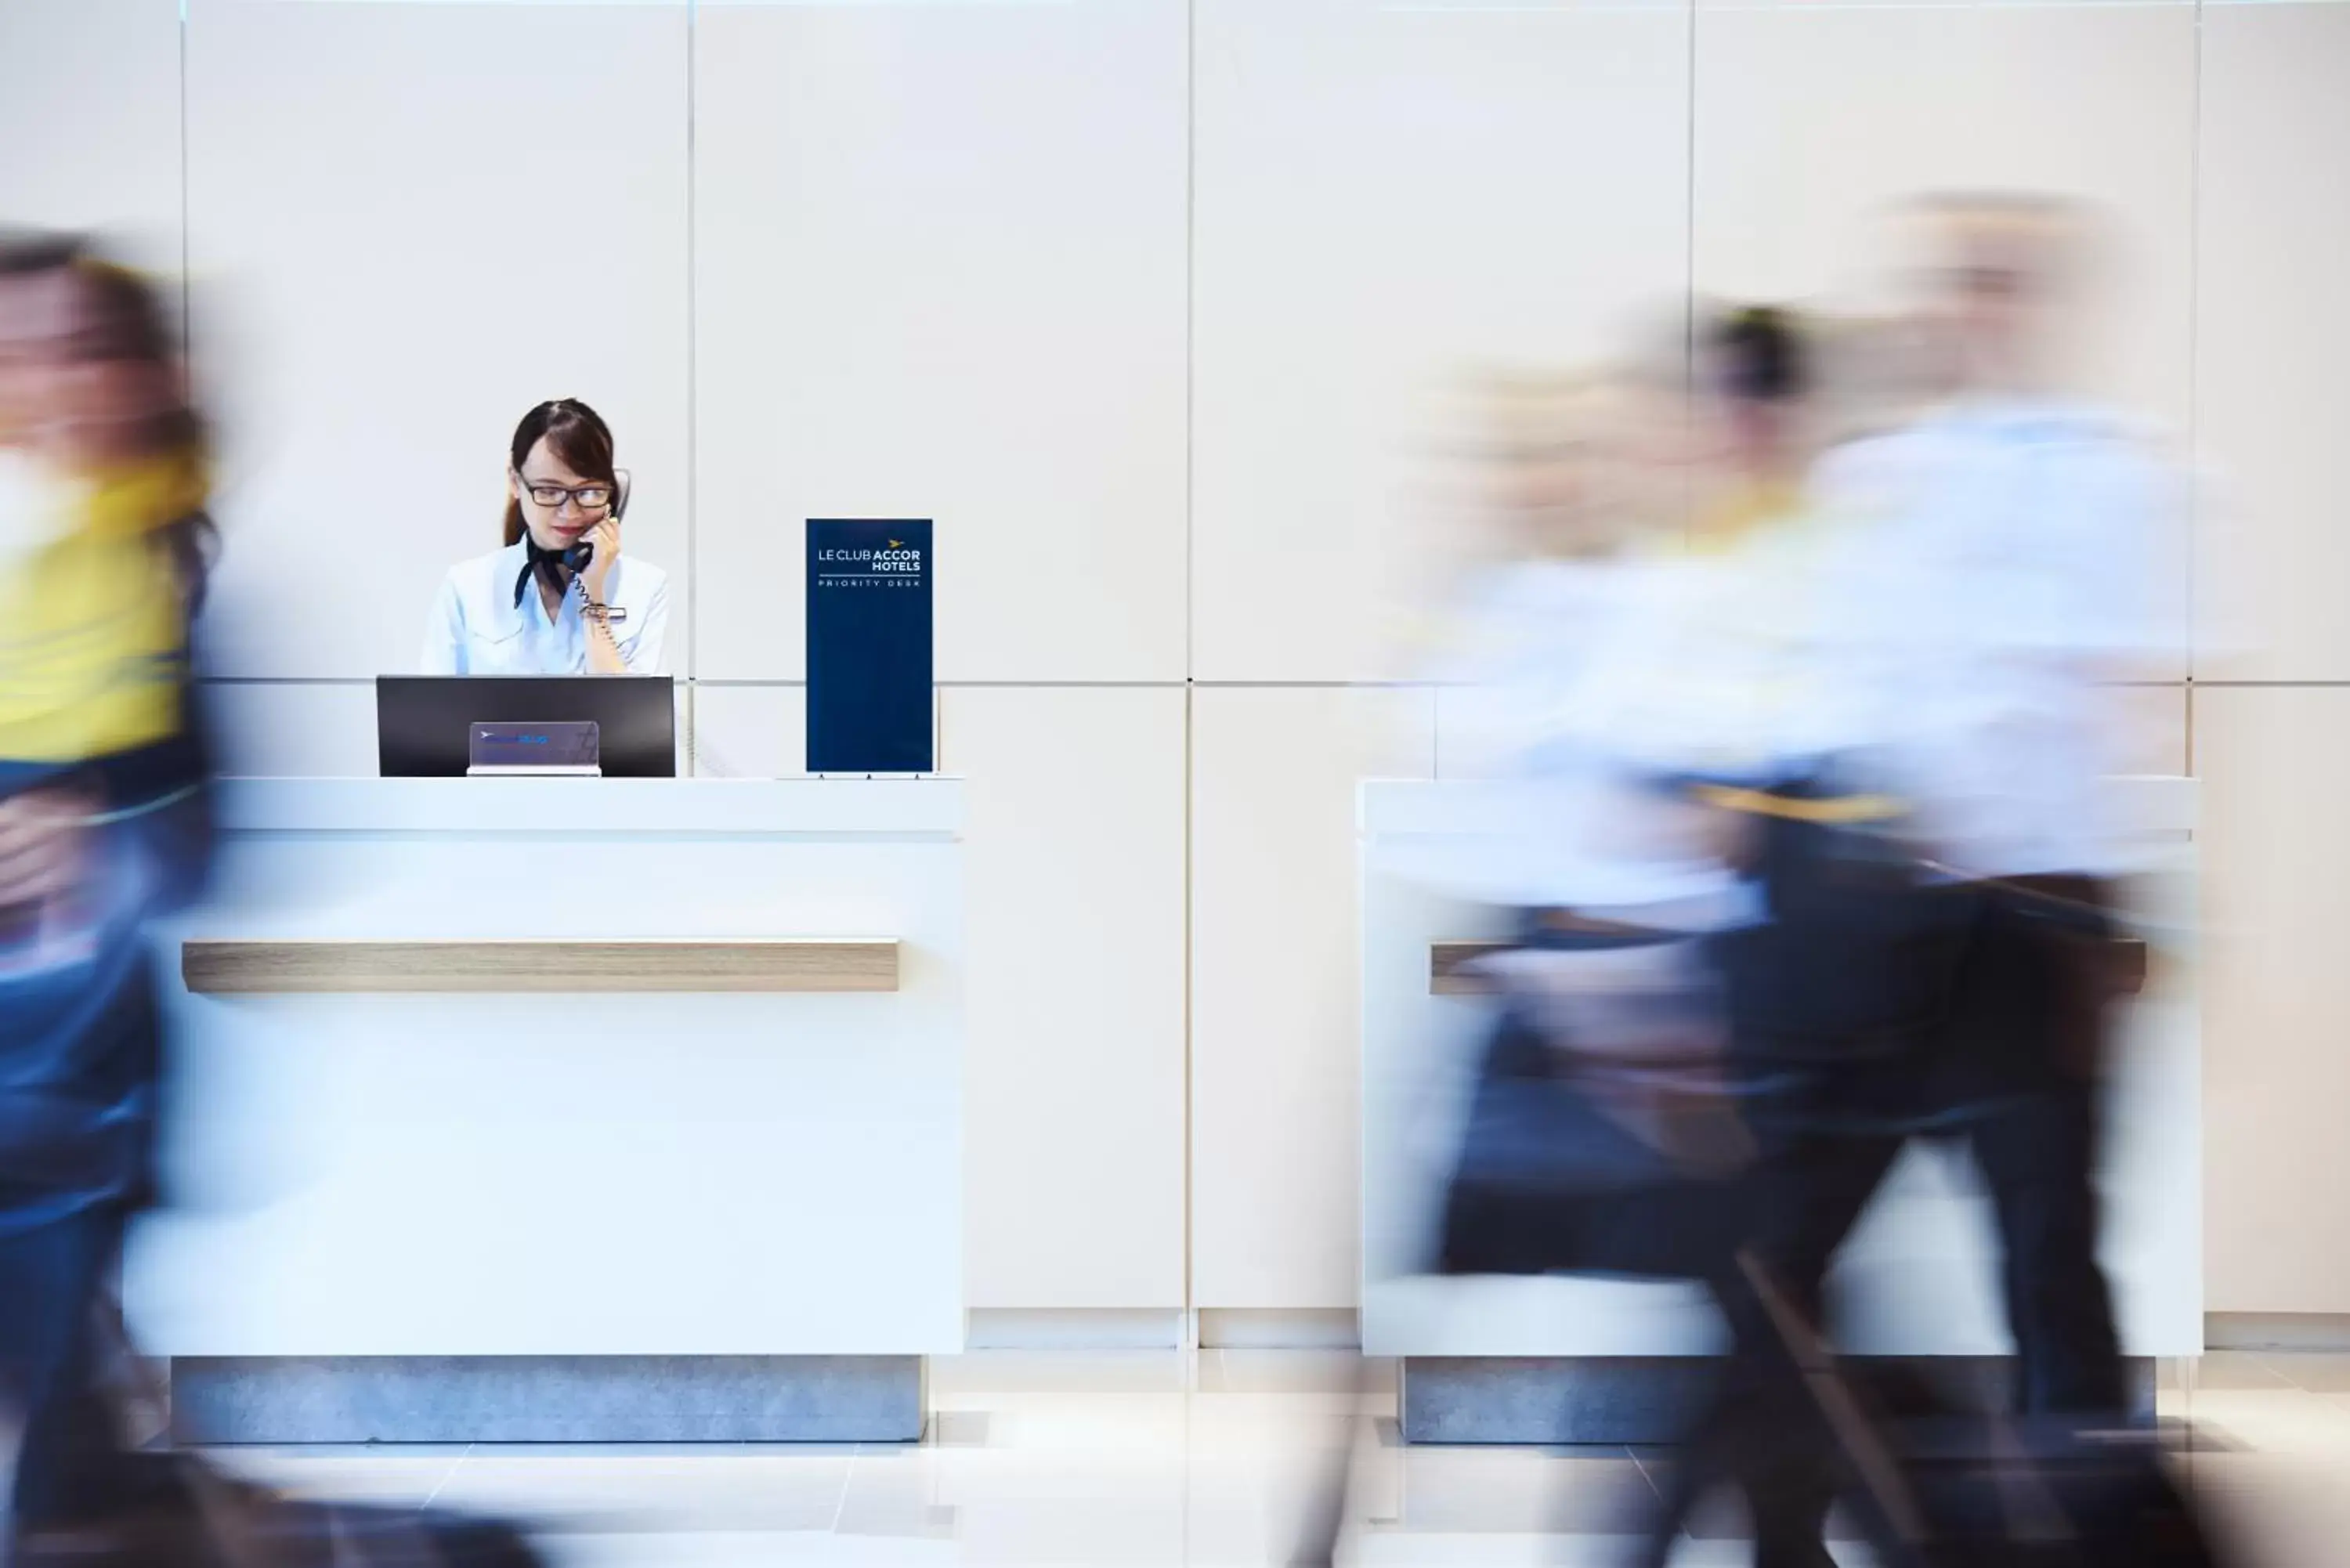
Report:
129,775,965,1443
1361,776,2200,1443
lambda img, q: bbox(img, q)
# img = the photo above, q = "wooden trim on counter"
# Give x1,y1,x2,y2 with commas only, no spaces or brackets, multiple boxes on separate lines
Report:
182,938,901,995
1433,915,1669,995
1430,941,1509,996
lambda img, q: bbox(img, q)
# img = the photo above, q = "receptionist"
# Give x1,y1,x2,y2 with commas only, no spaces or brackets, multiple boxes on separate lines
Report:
421,398,669,674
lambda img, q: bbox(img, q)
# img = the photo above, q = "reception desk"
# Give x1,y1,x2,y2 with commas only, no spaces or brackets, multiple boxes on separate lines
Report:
1360,777,2200,1442
128,776,964,1443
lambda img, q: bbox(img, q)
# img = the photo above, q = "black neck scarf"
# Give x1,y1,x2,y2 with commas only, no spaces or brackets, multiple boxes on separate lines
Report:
512,537,579,611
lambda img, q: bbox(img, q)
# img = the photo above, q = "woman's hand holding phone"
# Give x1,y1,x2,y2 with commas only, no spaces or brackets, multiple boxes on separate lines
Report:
580,513,620,606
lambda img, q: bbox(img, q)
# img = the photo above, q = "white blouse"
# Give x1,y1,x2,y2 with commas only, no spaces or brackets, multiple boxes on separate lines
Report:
421,537,670,676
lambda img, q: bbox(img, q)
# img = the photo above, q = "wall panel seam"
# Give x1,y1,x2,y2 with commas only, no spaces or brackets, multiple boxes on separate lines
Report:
685,0,700,686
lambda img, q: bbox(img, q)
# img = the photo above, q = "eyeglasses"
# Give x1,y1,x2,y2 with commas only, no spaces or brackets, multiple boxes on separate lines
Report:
517,478,613,511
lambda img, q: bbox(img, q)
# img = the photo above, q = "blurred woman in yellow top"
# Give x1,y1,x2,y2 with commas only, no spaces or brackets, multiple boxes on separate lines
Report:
1687,305,1814,554
1582,305,1900,786
0,235,217,1544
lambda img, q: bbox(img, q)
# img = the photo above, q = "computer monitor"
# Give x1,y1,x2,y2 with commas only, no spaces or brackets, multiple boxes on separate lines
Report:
376,676,677,778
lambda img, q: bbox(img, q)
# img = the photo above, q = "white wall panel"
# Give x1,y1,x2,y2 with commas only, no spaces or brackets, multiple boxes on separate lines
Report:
692,1,1188,685
1693,0,2195,426
183,0,689,681
2195,4,2350,681
1693,0,2196,684
2195,687,2350,1313
689,683,806,779
1191,686,1436,1309
0,0,182,268
1191,0,1692,683
942,688,1188,1308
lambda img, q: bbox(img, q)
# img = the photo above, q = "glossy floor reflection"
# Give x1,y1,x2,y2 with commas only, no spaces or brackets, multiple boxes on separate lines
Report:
197,1349,2343,1566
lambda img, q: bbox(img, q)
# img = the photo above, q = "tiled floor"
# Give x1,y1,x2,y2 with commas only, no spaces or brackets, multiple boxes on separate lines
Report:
200,1349,2348,1566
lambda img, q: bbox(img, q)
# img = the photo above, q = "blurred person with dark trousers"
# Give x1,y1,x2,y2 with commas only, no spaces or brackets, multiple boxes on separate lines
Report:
1288,363,1748,1566
1642,201,2180,1567
1589,304,1976,1568
0,235,218,1548
421,397,669,676
1825,193,2176,1422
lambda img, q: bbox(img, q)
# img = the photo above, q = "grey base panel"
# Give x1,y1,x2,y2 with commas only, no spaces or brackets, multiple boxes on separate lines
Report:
170,1355,925,1445
1400,1357,2157,1446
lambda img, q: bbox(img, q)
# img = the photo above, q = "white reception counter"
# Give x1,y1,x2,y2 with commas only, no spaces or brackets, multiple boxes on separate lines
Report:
128,776,965,1442
1360,777,2200,1440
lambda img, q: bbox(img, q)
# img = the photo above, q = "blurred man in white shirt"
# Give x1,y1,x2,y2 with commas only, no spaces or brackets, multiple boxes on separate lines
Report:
1642,199,2182,1568
1788,193,2179,1440
1866,195,2177,1418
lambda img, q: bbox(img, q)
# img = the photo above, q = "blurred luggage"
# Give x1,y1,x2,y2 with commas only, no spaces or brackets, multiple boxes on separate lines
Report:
1901,1425,2223,1567
1739,1252,2224,1568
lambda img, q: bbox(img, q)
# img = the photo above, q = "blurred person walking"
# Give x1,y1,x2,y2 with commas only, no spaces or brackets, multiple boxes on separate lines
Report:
1638,200,2195,1566
1289,362,1746,1566
1300,313,1878,1565
1577,304,1979,1568
0,237,218,1547
0,239,555,1568
1823,193,2179,1422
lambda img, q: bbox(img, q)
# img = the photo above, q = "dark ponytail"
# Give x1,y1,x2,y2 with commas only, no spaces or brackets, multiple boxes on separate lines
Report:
1711,305,1809,406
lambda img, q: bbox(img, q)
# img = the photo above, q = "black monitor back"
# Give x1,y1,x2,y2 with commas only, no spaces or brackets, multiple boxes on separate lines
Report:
376,676,677,778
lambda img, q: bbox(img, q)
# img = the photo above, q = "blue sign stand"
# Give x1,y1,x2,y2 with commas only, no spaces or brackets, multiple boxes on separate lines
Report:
806,519,935,774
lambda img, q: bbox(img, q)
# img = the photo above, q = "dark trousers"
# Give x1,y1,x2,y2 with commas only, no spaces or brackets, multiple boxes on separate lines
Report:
0,1203,127,1531
1636,1129,1914,1568
1738,1076,2123,1429
1948,874,2126,1418
1660,1078,2122,1567
1978,1079,2124,1414
1643,831,2127,1563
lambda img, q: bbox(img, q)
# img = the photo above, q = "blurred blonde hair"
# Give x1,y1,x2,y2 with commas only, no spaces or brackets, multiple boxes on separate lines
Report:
1453,365,1694,564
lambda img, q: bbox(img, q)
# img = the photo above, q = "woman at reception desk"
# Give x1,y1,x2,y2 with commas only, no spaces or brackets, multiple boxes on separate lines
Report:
420,398,668,674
